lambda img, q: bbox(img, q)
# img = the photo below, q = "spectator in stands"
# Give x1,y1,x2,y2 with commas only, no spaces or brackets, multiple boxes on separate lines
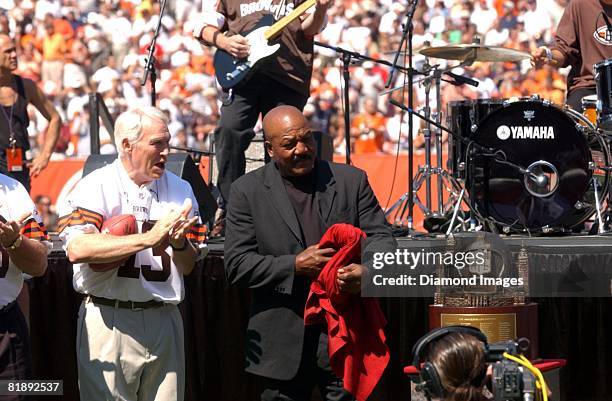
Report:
40,15,66,92
351,97,386,154
34,194,58,231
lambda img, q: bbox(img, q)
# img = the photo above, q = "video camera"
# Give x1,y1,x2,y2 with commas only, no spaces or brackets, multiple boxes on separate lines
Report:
487,338,537,401
412,326,545,401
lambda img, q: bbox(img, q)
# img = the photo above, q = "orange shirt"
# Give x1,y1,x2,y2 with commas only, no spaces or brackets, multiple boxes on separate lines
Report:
42,33,66,62
351,113,387,154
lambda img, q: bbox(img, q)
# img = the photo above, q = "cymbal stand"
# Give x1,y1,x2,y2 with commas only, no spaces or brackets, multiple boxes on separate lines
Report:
407,62,457,218
421,61,434,211
386,98,466,228
434,64,444,215
384,58,480,230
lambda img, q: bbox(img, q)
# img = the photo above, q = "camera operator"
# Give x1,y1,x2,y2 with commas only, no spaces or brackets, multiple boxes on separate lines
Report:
424,332,488,401
412,326,549,401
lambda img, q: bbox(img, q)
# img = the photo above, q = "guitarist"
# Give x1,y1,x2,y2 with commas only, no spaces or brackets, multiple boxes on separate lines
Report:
194,0,331,236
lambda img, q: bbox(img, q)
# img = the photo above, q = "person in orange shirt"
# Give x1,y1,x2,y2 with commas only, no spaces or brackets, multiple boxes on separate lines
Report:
41,20,66,92
351,97,387,154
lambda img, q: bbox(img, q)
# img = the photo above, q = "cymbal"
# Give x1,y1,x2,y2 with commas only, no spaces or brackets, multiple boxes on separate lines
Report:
419,44,530,62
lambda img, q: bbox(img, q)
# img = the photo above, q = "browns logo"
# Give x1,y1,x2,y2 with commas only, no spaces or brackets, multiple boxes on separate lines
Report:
594,25,612,45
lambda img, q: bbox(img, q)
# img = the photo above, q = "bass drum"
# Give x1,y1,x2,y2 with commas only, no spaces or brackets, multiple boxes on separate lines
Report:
467,98,609,232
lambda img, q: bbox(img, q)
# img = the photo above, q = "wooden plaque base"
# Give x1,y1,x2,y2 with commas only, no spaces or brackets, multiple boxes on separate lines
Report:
429,303,538,359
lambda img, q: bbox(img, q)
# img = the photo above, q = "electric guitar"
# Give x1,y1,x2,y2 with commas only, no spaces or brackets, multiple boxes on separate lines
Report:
213,0,317,89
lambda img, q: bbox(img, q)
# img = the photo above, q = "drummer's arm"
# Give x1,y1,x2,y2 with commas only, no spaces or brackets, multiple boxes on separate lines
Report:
547,48,566,67
531,47,566,68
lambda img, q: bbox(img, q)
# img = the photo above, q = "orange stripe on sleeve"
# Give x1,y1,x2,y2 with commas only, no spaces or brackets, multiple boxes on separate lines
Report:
57,209,104,233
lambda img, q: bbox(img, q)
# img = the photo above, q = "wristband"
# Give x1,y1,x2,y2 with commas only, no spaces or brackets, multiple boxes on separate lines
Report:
171,239,189,252
213,30,221,47
543,47,552,62
6,234,23,250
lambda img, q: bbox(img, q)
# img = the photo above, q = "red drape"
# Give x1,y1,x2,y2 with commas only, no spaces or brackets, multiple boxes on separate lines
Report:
304,223,389,401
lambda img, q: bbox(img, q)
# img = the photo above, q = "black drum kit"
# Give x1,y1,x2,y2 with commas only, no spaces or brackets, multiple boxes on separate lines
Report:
385,44,612,235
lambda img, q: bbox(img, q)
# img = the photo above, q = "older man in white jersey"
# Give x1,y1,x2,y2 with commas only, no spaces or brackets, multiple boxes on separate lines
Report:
0,174,48,401
58,106,209,401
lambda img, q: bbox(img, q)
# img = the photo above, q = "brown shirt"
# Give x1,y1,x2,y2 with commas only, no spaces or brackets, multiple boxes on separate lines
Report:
218,0,314,95
552,0,612,94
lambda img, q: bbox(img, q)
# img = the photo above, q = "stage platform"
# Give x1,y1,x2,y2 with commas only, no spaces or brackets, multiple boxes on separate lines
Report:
32,234,612,401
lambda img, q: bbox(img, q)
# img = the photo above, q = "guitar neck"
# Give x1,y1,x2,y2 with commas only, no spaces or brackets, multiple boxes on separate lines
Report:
264,0,317,40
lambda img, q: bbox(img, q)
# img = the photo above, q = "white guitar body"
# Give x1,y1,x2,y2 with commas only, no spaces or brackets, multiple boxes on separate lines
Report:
245,26,281,67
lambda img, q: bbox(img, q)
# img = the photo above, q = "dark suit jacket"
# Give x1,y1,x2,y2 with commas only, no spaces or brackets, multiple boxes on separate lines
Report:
224,159,394,380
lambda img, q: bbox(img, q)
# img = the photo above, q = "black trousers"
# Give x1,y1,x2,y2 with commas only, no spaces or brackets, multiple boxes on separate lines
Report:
566,87,596,112
0,301,32,401
214,75,308,208
259,326,354,401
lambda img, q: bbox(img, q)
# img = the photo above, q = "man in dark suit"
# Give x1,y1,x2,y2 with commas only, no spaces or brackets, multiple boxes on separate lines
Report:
224,105,394,401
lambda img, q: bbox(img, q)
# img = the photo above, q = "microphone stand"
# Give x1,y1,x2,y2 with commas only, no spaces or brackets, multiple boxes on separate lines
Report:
141,0,169,106
170,145,215,156
384,0,419,230
314,42,412,165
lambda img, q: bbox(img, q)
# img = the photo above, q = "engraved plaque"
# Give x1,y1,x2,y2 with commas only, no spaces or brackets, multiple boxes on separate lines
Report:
440,313,517,344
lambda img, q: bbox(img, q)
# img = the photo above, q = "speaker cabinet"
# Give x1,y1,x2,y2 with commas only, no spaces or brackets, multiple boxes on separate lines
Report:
83,153,218,222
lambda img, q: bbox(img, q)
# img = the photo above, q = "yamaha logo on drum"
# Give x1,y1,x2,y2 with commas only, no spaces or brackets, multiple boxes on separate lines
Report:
496,125,511,140
496,125,555,140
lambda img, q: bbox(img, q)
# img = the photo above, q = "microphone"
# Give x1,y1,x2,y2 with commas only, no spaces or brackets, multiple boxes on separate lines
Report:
602,11,612,41
445,71,480,87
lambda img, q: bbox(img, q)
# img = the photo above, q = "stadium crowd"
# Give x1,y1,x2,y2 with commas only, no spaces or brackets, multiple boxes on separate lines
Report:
0,0,569,161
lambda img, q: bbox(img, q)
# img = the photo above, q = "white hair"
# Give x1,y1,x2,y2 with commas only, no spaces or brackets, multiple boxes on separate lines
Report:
114,106,169,155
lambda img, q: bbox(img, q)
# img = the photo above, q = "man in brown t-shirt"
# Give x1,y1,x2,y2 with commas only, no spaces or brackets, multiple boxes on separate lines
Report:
194,0,331,235
532,0,612,110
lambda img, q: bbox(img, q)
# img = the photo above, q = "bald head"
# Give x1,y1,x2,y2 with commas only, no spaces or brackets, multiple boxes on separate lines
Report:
262,105,306,142
263,105,316,177
0,34,17,74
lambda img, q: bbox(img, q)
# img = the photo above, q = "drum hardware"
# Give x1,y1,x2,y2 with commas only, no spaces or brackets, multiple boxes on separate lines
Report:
386,98,469,228
541,226,554,234
594,58,612,131
418,58,446,217
380,66,479,96
384,0,421,231
384,55,481,227
593,176,605,234
446,188,467,235
523,160,559,198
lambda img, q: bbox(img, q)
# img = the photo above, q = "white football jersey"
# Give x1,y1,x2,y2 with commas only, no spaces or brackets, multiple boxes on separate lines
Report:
0,174,48,307
58,159,208,304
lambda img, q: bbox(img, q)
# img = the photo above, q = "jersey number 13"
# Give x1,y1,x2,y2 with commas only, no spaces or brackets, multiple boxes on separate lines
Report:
117,221,171,282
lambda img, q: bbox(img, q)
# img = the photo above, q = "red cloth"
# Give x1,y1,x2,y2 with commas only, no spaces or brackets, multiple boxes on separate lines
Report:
304,223,390,401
